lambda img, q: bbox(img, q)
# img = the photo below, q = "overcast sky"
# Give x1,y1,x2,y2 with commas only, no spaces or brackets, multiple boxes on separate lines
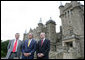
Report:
1,1,84,41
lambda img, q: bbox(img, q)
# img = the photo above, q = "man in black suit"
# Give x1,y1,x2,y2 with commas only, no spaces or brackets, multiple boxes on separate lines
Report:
36,32,50,59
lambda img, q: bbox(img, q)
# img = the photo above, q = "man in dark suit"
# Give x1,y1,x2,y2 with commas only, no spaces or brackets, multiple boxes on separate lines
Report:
36,32,50,59
22,33,37,59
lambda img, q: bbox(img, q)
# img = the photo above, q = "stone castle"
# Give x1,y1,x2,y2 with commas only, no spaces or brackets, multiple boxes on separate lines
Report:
23,1,84,59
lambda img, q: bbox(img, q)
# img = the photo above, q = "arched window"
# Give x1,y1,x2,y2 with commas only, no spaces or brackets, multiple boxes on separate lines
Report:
65,12,66,18
70,9,73,15
68,11,69,17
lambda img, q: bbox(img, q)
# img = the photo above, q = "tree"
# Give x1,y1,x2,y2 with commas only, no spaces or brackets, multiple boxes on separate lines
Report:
1,40,9,57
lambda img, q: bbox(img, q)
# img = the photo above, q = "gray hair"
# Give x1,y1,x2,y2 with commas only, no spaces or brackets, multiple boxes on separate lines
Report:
40,32,45,36
15,33,20,35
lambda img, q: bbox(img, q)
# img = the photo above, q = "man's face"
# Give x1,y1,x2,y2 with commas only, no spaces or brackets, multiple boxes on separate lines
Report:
28,33,32,39
15,34,19,39
40,33,45,39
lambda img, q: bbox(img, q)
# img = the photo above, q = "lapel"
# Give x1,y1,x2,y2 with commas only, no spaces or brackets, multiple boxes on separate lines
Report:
16,40,19,48
12,39,15,47
40,40,41,47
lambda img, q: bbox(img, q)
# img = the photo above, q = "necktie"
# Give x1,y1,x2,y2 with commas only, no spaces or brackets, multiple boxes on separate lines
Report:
12,39,17,52
28,40,30,47
41,40,43,47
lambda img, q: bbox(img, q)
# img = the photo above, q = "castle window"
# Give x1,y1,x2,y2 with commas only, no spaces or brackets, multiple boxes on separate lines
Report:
68,11,69,17
65,12,66,18
70,9,73,15
69,21,71,23
65,41,73,47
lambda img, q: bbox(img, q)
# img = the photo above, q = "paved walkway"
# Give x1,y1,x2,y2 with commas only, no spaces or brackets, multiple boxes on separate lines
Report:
1,57,19,59
1,57,6,59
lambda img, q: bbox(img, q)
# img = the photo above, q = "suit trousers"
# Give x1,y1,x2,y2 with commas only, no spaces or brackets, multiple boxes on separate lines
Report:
8,52,20,59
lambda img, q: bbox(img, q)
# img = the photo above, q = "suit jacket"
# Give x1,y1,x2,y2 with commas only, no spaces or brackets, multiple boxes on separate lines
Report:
6,39,22,59
22,39,37,59
36,39,50,59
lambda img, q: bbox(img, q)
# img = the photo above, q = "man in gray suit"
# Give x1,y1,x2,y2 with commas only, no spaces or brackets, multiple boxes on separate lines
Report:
6,33,22,59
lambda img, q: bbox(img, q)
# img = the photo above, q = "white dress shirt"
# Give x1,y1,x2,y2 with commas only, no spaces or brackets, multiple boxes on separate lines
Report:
28,39,32,45
42,38,45,42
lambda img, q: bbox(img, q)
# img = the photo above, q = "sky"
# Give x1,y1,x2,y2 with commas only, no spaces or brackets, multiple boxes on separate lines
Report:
1,1,84,41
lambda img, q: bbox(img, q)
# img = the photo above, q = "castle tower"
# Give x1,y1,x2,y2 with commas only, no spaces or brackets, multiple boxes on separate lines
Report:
59,1,84,37
59,1,64,15
29,28,33,34
46,17,57,51
59,1,84,58
23,29,28,41
38,18,44,32
37,18,44,40
58,26,62,42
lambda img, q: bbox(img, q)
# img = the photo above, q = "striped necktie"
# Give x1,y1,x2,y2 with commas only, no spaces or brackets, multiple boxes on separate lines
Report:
12,39,17,52
41,39,43,47
28,40,30,47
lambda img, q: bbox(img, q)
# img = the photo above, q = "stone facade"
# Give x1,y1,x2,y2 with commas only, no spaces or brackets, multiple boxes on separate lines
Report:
59,1,84,59
23,1,84,59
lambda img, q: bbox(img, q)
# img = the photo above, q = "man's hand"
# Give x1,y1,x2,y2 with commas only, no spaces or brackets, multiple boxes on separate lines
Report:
24,53,31,57
40,53,44,56
26,53,31,56
37,53,41,57
37,53,44,57
24,53,26,56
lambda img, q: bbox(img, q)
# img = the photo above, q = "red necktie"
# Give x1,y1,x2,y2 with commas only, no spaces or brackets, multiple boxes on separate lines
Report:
41,40,43,47
12,39,17,52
